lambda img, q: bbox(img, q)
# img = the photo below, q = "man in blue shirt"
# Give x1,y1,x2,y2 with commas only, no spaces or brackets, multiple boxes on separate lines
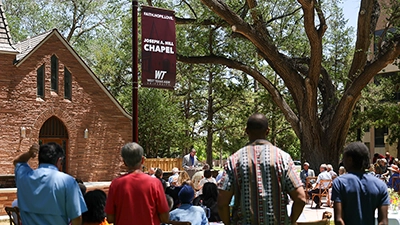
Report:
13,143,87,225
332,142,389,225
169,184,208,225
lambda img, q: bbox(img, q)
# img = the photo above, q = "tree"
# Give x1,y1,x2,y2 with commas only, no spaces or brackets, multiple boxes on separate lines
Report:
350,72,400,156
170,0,400,168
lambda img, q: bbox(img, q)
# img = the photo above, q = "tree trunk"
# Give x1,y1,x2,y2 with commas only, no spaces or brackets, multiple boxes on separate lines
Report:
206,70,214,168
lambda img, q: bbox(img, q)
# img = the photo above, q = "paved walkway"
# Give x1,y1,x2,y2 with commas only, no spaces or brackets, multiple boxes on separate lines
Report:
301,202,334,222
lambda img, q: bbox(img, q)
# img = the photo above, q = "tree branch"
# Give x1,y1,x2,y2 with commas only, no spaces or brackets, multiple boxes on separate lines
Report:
266,7,302,24
177,54,301,136
331,38,400,138
200,0,304,107
347,0,379,83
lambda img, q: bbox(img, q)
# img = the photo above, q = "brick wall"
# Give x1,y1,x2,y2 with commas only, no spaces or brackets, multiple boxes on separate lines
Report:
0,32,132,181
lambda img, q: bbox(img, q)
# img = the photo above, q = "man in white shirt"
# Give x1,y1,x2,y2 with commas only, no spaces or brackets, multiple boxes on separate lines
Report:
308,164,332,208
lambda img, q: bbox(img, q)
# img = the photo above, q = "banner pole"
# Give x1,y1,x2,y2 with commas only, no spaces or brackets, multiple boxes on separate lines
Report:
132,0,139,143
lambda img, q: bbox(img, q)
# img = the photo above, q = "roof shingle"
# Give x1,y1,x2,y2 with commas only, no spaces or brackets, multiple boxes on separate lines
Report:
0,1,18,53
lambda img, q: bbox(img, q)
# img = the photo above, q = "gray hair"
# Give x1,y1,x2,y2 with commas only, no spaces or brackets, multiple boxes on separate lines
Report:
327,164,333,171
121,142,144,168
172,167,179,174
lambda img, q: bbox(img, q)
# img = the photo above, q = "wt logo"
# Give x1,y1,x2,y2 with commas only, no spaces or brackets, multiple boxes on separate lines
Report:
155,70,167,79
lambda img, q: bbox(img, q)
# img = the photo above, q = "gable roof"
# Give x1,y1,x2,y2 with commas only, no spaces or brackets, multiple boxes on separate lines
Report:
0,1,18,54
15,29,132,120
15,30,51,61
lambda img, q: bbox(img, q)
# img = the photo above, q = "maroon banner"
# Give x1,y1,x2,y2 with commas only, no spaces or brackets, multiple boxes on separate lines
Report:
141,6,176,89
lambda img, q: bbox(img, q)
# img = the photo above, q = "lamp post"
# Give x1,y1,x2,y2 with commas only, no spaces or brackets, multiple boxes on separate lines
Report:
132,0,139,143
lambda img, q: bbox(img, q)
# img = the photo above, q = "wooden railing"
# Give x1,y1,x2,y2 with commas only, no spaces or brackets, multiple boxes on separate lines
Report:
143,158,183,172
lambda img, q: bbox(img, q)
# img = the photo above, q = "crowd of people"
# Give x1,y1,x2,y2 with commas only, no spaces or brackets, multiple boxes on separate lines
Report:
11,113,393,225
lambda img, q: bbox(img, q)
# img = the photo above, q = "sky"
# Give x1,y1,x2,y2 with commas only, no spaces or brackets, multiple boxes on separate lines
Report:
340,0,361,30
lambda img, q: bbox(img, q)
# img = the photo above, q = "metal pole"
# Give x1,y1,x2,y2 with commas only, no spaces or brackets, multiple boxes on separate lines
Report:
132,0,139,143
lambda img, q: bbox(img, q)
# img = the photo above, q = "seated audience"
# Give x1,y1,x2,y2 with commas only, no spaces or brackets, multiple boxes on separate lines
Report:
372,153,385,164
338,166,346,176
388,165,400,191
386,152,394,165
155,168,167,191
169,185,208,225
192,164,210,191
76,178,87,195
166,176,182,210
168,167,180,184
308,164,332,208
193,183,221,222
300,162,315,188
378,159,390,178
178,171,191,186
198,170,216,195
374,163,383,178
327,164,338,179
83,189,109,225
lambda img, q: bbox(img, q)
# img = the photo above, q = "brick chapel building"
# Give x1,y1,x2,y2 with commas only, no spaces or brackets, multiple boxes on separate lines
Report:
0,3,132,182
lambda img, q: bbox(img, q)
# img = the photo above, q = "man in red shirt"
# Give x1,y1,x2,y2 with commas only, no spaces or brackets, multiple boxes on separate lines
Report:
105,142,170,225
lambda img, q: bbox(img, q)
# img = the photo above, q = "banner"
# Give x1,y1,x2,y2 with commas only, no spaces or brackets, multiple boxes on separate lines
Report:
141,6,176,89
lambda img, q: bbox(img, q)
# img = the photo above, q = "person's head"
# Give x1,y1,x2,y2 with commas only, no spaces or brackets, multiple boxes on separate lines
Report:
389,165,400,174
172,167,179,174
148,167,155,175
326,164,333,172
368,164,375,172
245,113,269,141
82,189,107,223
76,178,86,195
202,182,218,202
319,164,327,172
374,163,383,174
190,148,196,157
182,179,196,191
178,184,195,204
342,142,370,171
170,176,179,187
204,169,212,179
38,142,65,170
121,142,144,170
303,162,310,170
338,166,346,175
155,168,163,178
380,158,387,166
178,171,190,185
386,152,391,157
202,164,210,170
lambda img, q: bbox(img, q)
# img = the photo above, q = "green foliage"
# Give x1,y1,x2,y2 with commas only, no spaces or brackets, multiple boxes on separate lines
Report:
350,72,400,146
138,88,191,157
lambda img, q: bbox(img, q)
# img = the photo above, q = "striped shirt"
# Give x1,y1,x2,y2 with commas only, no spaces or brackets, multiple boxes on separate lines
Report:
218,139,302,225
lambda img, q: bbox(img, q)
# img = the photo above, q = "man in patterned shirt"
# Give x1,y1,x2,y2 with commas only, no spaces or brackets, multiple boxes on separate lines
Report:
217,113,306,225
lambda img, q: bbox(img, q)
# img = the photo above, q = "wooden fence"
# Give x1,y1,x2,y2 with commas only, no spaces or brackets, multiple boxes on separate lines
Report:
143,158,183,172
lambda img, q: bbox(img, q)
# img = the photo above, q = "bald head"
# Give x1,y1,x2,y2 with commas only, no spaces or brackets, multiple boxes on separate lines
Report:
246,113,269,141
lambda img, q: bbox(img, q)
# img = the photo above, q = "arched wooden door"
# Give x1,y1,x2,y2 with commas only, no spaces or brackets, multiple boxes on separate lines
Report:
38,116,69,173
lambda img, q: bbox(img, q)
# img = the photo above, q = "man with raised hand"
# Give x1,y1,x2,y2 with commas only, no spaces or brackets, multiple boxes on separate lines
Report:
14,143,87,225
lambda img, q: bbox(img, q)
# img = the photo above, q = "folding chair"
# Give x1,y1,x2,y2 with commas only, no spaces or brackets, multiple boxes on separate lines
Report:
311,179,332,208
4,206,21,225
305,176,317,203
